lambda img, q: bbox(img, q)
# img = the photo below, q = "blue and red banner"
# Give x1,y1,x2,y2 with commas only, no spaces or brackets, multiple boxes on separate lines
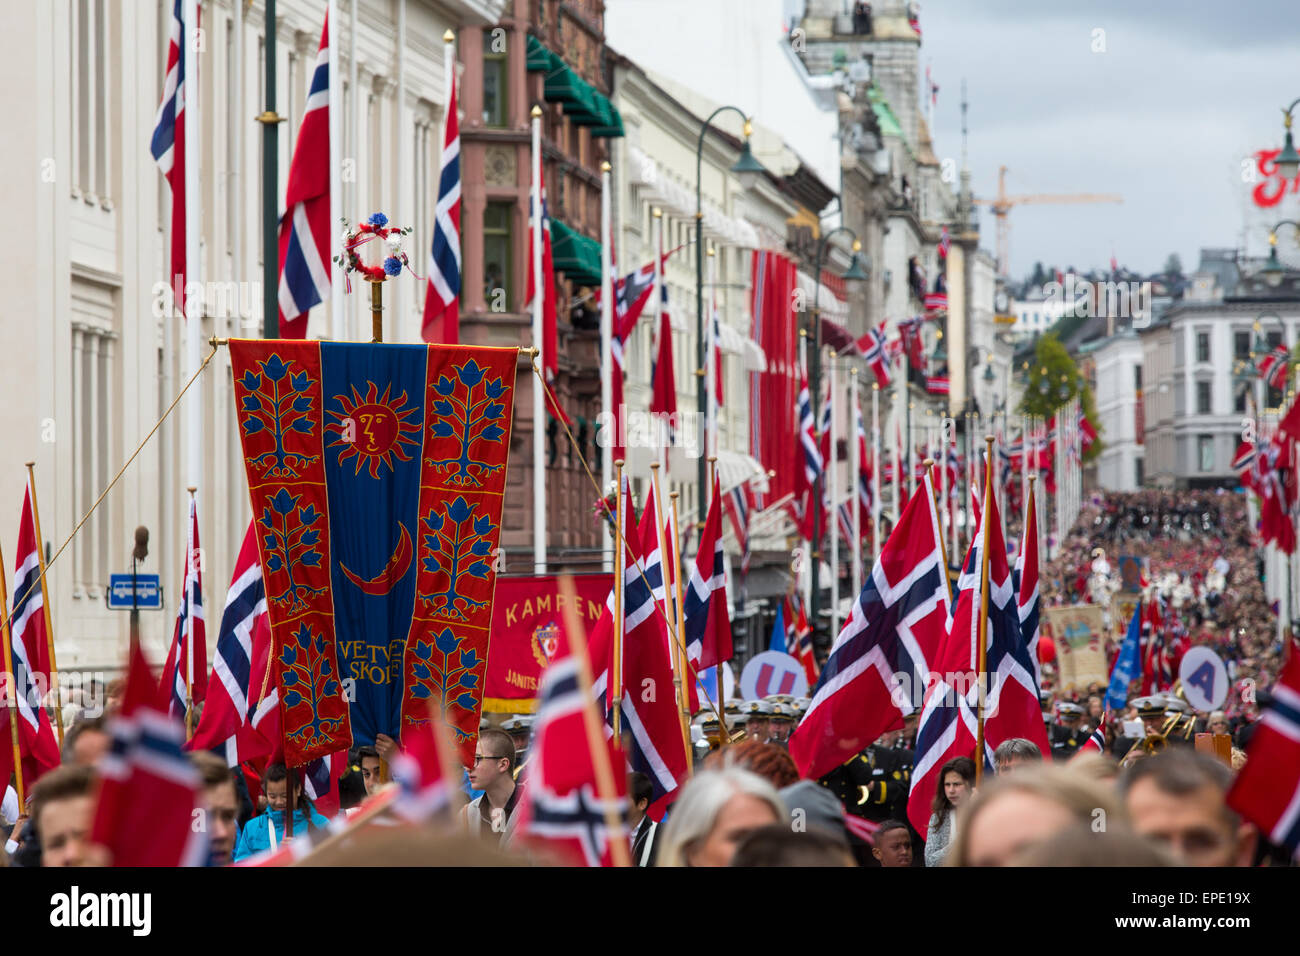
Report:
229,339,516,768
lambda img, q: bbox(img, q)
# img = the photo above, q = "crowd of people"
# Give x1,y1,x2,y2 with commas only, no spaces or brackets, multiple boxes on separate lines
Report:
0,490,1292,867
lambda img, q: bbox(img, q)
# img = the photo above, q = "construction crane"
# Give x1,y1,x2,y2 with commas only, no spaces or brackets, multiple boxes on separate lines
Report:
973,166,1123,276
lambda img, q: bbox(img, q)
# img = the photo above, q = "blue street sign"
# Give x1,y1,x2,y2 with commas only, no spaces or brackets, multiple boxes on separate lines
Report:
107,573,164,610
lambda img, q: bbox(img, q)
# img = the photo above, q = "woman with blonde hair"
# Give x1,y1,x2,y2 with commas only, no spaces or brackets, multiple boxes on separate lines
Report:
656,768,786,867
946,763,1125,867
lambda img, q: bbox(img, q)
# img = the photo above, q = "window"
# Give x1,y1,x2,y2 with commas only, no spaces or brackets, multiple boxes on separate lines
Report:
1234,387,1247,414
1133,364,1142,391
483,201,513,309
1234,331,1252,360
482,32,507,127
1198,435,1214,472
1135,458,1144,487
1196,380,1211,414
73,0,112,204
1266,331,1285,407
1196,332,1210,363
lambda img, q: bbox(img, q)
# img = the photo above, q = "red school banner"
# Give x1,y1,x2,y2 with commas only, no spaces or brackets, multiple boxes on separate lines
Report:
483,574,612,712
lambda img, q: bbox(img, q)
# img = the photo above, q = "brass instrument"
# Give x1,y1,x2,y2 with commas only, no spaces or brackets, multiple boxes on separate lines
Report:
1123,683,1199,763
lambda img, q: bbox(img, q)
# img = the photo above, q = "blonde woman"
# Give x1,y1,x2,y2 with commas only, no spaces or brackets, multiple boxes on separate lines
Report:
657,768,786,867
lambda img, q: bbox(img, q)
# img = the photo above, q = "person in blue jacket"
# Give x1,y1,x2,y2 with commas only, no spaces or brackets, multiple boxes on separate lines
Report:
233,762,329,861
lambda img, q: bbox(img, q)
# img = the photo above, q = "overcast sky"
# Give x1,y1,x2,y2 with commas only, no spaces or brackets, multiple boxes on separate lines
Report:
919,0,1300,279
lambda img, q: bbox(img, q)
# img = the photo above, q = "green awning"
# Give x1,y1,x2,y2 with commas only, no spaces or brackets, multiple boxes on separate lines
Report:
527,36,624,138
590,96,625,138
550,219,603,287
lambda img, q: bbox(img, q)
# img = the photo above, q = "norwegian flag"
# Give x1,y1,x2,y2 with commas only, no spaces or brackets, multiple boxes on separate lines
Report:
723,482,754,575
1013,486,1042,690
91,644,206,867
854,392,876,526
1257,344,1291,392
1227,653,1300,858
526,161,558,388
589,479,690,818
423,71,461,343
684,479,734,671
898,316,925,370
1232,441,1257,490
857,323,893,388
924,273,948,313
1259,437,1297,555
1078,407,1098,453
160,496,206,723
188,521,266,763
817,378,833,483
793,599,818,686
0,482,61,790
650,275,678,431
938,225,950,259
797,370,824,487
516,620,629,866
789,474,951,780
925,373,950,395
907,470,1049,834
1139,594,1174,695
1079,723,1106,754
276,13,331,339
388,713,453,823
150,0,191,309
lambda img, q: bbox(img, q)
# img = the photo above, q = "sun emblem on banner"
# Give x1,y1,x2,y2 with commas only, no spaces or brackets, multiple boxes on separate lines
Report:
326,382,422,478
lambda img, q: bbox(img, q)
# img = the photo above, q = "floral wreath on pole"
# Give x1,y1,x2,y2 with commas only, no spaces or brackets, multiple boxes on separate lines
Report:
334,213,424,292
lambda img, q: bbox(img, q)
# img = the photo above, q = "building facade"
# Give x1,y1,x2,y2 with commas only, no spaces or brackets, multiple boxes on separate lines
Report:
1089,328,1145,491
0,0,505,672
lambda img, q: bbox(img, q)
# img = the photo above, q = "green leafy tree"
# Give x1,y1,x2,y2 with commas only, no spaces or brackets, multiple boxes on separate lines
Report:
1163,253,1184,278
1016,334,1103,462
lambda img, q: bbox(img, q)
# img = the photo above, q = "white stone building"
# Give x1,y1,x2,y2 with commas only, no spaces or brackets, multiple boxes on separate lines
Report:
0,0,504,674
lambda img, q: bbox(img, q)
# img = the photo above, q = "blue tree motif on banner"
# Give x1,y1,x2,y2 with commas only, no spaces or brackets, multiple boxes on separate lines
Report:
280,622,345,750
426,359,508,487
260,488,326,611
420,496,495,620
240,355,320,478
408,627,480,738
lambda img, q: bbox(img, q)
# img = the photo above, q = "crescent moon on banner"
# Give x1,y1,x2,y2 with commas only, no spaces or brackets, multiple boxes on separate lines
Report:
340,524,413,595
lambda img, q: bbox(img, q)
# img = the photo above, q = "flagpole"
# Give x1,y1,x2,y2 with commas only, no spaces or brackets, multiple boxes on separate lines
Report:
707,244,718,477
531,106,545,575
975,435,994,785
653,467,692,768
851,368,862,599
940,415,948,561
328,0,343,340
871,380,881,568
182,0,201,594
653,209,665,475
185,486,196,741
829,356,840,636
25,464,62,746
893,415,901,524
600,162,614,573
611,459,625,739
557,574,633,866
799,330,812,614
0,541,25,812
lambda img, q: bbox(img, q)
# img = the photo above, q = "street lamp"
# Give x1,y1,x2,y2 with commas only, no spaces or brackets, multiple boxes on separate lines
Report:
808,228,869,636
696,106,766,526
1262,220,1300,288
1275,101,1300,181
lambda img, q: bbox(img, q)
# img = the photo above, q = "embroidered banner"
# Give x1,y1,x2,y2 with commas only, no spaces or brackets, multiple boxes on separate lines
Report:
229,340,516,767
482,574,612,712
